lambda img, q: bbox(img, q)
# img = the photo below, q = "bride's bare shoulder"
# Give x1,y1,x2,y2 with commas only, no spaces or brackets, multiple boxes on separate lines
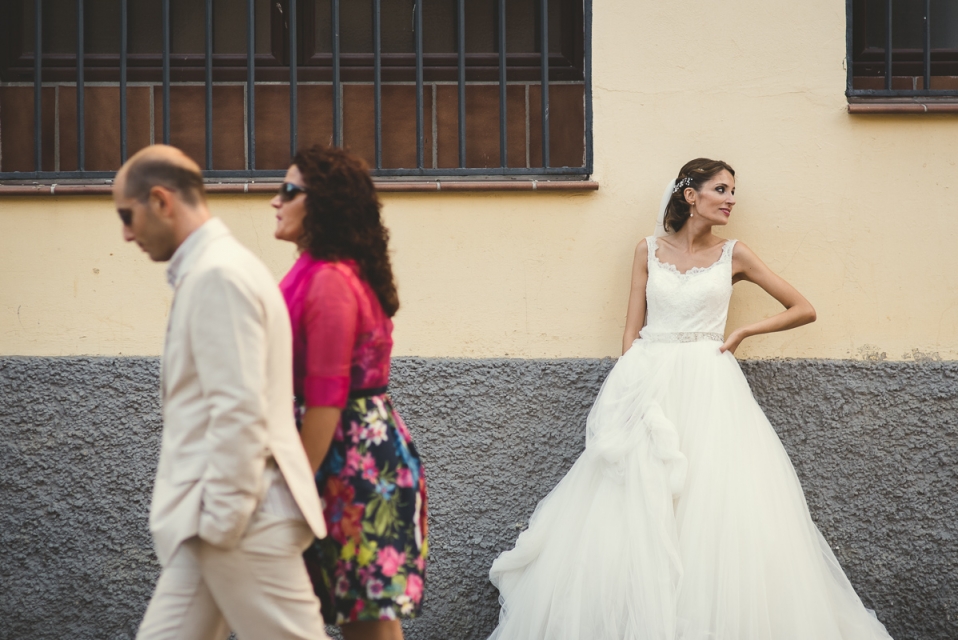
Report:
731,239,755,259
634,237,651,258
730,240,771,272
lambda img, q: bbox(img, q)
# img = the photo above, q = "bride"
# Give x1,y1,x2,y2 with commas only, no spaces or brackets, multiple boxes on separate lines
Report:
487,158,894,640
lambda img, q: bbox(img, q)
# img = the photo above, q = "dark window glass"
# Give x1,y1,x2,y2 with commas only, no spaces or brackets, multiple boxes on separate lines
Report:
15,0,273,58
851,0,958,83
308,1,560,55
6,0,581,82
863,0,958,49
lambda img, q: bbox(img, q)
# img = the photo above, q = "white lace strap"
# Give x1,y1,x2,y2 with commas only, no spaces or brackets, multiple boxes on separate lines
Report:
721,239,738,263
646,236,658,269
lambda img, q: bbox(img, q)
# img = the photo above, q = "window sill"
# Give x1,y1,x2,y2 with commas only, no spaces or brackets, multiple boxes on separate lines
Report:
847,101,958,114
0,179,599,196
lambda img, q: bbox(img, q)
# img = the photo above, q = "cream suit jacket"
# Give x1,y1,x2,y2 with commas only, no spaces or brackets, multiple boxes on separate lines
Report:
150,218,326,566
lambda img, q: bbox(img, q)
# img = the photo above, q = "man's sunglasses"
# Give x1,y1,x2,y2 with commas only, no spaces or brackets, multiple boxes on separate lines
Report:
277,182,307,202
117,209,133,226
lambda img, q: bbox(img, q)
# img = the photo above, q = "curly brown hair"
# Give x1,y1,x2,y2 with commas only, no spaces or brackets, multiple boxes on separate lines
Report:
664,158,736,233
294,145,399,317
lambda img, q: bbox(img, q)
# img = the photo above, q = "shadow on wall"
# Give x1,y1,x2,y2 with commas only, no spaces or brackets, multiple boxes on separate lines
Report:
0,357,955,640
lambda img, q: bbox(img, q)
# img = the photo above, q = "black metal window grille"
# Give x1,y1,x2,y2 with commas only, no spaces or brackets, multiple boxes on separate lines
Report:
847,0,958,98
0,0,593,182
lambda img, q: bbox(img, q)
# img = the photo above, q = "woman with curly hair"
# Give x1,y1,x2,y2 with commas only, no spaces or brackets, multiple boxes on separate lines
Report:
271,146,427,640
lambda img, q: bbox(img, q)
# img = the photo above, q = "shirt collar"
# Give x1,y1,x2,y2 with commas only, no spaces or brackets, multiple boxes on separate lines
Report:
165,218,230,289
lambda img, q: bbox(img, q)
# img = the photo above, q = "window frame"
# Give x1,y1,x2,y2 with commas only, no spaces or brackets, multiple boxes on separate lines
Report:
846,0,958,100
0,0,594,182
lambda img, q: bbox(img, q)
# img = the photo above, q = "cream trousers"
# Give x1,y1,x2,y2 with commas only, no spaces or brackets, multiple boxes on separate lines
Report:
137,510,330,640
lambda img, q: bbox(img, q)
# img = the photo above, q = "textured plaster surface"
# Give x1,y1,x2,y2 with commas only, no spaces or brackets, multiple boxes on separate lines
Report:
0,358,163,640
1,357,956,640
5,3,958,362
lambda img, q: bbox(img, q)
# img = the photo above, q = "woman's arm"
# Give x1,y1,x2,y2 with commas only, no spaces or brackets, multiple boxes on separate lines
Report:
622,240,650,354
300,407,342,474
300,266,358,472
721,241,816,354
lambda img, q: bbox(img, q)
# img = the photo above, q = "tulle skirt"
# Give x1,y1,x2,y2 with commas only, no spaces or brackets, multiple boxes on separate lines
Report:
488,339,893,640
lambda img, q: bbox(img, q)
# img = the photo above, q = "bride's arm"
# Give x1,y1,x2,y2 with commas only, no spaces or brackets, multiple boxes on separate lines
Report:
721,241,816,354
622,239,650,355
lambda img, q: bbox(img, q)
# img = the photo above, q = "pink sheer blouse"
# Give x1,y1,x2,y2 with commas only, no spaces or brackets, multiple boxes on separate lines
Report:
280,253,394,409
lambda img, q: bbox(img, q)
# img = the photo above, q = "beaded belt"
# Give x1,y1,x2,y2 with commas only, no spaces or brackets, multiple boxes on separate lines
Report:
642,331,723,343
349,385,389,399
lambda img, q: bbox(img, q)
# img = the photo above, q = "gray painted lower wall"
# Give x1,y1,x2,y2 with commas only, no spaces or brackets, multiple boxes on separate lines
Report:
0,357,955,640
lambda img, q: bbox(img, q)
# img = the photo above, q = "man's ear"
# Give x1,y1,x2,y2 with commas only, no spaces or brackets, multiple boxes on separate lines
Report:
149,186,176,221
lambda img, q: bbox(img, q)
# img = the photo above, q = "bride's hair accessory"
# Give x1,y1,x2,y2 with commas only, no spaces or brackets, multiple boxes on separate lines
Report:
671,176,694,194
654,176,695,237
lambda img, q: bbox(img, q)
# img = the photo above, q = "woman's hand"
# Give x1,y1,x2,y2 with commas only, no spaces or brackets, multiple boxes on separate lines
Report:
719,329,747,354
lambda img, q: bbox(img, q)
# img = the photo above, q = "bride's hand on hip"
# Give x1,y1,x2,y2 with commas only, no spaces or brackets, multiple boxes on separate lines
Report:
719,329,746,354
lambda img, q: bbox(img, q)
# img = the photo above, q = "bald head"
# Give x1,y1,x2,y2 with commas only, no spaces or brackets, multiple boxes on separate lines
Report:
114,145,211,262
117,145,206,206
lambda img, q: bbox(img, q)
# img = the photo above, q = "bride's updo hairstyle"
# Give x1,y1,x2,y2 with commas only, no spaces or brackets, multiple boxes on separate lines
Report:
664,158,735,233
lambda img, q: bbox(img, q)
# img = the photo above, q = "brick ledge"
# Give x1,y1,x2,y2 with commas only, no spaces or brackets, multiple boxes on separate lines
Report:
0,179,599,196
848,102,958,114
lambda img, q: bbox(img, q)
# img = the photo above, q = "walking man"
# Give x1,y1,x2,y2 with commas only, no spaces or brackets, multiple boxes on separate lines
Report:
114,145,329,639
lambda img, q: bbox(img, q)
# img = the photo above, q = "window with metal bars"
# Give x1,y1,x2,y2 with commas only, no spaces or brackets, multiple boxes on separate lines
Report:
847,0,958,98
0,0,593,181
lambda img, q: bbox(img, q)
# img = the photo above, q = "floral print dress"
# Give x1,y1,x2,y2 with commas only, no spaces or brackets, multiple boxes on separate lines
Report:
281,253,428,624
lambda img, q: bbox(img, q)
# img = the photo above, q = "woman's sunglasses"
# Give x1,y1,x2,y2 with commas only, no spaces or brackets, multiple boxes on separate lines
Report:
277,182,307,202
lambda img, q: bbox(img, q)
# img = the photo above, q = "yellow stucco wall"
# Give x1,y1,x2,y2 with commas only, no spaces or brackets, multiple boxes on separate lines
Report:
2,0,957,360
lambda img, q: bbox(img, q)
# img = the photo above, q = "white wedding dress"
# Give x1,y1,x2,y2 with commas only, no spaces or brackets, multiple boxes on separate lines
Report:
488,236,893,640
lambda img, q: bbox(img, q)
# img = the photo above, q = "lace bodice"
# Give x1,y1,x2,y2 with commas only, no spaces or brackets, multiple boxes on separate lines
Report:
640,236,737,340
